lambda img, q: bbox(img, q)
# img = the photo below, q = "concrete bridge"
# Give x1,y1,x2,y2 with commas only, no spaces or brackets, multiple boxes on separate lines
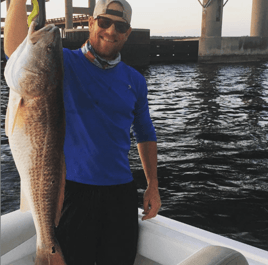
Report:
198,0,268,62
1,0,268,65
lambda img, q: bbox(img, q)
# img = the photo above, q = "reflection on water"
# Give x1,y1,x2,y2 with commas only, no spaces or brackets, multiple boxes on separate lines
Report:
1,61,268,251
130,62,268,251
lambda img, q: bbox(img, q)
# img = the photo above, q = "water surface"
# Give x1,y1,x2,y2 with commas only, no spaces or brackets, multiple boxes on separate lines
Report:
1,61,268,251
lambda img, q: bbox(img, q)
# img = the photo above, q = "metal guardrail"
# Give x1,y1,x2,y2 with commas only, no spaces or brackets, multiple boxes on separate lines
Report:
46,14,90,24
1,15,91,34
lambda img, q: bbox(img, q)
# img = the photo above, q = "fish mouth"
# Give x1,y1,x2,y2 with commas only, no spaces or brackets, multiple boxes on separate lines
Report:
29,23,60,44
43,24,60,40
49,26,60,43
49,25,60,34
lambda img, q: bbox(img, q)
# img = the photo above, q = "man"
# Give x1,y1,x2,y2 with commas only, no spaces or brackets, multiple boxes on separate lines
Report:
4,0,161,264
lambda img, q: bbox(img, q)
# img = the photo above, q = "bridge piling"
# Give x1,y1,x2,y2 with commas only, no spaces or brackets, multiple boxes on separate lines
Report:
89,0,96,12
198,0,268,63
198,0,224,61
65,0,73,29
250,0,268,37
6,0,10,10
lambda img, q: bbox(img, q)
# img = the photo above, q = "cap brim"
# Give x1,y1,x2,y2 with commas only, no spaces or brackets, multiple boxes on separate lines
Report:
97,13,128,23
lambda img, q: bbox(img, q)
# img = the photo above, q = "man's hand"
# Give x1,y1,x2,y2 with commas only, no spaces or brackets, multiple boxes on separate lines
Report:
142,186,161,221
137,141,161,220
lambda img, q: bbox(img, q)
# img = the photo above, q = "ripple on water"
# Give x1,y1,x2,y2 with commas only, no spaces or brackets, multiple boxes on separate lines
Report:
2,62,268,250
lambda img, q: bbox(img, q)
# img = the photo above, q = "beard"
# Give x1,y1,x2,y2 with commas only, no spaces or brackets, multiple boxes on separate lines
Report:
89,35,125,61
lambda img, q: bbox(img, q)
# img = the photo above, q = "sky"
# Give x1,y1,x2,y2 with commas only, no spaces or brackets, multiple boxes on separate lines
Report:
1,0,253,37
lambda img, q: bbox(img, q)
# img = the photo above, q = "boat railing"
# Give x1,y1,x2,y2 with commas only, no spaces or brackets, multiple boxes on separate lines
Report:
1,209,268,265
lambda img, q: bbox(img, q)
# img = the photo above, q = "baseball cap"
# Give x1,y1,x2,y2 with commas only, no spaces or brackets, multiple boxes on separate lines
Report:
93,0,132,24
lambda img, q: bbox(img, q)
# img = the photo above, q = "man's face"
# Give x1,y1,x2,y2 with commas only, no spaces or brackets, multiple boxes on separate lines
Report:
88,2,132,60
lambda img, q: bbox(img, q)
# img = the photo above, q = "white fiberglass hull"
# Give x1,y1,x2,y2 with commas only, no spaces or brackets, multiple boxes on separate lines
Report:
1,209,268,265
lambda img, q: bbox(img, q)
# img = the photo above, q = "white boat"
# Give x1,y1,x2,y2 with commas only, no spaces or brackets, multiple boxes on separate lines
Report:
1,208,268,265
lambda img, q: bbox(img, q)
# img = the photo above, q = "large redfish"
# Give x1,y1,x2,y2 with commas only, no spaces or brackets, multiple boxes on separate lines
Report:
4,21,66,265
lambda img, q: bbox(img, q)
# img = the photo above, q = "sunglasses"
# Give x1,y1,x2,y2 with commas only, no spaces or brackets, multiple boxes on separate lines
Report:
96,16,130,34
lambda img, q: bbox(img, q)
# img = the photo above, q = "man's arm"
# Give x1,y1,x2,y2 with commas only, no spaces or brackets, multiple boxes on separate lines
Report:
4,0,28,58
137,141,161,221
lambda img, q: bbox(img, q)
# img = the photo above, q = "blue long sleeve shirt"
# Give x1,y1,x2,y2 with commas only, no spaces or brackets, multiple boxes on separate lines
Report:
63,48,156,185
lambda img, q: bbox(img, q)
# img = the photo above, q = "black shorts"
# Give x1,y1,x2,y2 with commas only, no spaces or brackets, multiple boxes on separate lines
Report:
55,180,139,265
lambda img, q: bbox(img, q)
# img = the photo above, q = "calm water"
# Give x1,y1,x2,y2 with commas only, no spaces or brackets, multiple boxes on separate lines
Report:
1,61,268,252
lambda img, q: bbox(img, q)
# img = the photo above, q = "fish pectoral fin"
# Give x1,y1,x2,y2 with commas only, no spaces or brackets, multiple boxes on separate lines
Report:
11,97,24,135
5,93,23,137
20,184,31,212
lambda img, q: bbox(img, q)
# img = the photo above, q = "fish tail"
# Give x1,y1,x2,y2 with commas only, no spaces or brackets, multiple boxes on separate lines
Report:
35,242,66,265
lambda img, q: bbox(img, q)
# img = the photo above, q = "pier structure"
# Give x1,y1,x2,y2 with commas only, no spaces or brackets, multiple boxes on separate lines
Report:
198,0,268,63
65,0,95,29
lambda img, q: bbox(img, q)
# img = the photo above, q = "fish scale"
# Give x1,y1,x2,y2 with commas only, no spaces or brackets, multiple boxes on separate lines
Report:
4,22,66,265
